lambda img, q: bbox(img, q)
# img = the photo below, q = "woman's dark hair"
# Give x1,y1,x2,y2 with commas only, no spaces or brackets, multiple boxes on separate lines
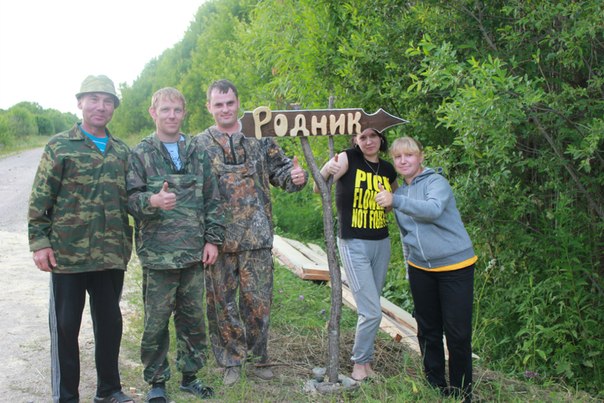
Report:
351,128,388,152
377,129,388,152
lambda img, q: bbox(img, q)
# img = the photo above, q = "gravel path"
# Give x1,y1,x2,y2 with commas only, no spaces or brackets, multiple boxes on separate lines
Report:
0,148,96,402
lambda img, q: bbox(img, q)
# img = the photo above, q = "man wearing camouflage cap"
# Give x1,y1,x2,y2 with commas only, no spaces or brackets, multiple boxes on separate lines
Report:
28,75,134,403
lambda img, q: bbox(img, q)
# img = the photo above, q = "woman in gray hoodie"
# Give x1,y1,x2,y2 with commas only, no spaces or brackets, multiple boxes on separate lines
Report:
375,136,476,402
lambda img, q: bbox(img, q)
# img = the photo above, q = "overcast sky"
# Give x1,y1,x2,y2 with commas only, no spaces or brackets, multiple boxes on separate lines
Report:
0,0,203,116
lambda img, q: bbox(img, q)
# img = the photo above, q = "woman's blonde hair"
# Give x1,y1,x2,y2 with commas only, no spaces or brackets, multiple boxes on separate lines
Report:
390,136,424,156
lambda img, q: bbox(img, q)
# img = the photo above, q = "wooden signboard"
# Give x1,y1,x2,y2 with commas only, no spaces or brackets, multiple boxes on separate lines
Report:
240,106,408,139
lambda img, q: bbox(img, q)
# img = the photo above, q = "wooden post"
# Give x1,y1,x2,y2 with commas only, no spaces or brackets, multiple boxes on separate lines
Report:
299,95,343,383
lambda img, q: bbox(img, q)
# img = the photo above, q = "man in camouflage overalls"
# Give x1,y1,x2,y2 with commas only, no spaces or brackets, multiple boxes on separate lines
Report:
28,75,134,403
194,79,308,385
127,88,224,401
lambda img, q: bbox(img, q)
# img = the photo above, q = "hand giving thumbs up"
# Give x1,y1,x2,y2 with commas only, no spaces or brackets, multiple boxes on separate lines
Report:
291,156,306,186
150,181,176,210
375,182,393,208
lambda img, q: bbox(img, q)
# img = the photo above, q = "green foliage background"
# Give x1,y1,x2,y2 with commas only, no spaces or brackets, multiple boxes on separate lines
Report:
3,0,602,396
0,102,76,150
117,0,603,395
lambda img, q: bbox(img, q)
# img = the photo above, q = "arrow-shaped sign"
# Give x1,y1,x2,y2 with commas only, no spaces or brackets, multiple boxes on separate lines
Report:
239,106,408,139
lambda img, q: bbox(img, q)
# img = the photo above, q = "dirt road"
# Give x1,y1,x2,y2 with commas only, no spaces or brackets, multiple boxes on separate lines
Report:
0,148,97,402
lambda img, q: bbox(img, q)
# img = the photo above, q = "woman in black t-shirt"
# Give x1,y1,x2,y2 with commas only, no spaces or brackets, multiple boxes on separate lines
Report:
315,128,398,381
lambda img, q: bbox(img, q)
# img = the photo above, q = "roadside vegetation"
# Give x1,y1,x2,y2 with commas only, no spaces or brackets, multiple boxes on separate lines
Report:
116,254,598,402
0,102,76,154
3,0,602,399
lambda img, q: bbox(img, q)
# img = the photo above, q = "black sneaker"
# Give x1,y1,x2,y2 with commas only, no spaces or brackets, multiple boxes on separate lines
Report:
93,390,135,403
179,378,214,399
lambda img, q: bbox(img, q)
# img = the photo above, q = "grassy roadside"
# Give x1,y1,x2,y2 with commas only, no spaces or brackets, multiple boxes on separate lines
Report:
117,255,596,402
0,135,48,157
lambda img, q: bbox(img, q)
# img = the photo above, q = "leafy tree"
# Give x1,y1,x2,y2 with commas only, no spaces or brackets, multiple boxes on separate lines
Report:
180,0,257,132
36,115,54,135
46,109,77,133
12,101,44,115
6,106,38,136
401,1,603,391
0,113,12,148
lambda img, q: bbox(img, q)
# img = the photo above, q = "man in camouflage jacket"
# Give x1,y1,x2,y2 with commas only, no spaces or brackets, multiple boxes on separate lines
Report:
127,87,224,401
28,75,134,403
194,79,307,385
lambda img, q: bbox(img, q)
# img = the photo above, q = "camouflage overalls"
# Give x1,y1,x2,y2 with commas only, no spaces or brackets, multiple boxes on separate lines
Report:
127,133,224,383
194,127,306,367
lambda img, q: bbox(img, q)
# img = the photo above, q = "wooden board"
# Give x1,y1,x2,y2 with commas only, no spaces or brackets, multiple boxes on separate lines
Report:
272,234,330,280
380,296,417,333
341,283,421,354
240,107,408,139
272,235,421,352
272,235,479,360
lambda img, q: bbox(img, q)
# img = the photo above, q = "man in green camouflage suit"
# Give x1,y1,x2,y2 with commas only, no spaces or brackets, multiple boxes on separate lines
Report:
127,87,224,401
194,79,308,385
28,75,134,403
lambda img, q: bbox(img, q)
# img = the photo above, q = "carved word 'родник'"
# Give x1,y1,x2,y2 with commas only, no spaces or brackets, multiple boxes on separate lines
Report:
240,106,408,139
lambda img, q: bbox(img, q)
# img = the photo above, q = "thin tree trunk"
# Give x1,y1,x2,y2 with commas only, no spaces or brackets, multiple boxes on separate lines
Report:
298,95,343,383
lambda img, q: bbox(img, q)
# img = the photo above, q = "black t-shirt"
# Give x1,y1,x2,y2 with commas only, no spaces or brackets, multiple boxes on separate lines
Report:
335,148,397,240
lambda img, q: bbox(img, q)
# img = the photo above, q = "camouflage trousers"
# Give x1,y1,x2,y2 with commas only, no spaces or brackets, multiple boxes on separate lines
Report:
141,263,207,383
205,248,274,368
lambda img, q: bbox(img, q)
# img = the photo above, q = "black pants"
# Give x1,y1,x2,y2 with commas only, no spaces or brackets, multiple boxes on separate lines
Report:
408,264,474,398
49,270,124,403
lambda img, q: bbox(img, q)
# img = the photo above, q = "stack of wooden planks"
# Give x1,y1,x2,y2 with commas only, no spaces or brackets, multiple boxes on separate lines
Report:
272,234,422,354
272,235,330,281
272,235,479,360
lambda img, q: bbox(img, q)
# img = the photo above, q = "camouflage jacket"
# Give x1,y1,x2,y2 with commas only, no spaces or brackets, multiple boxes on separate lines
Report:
193,127,306,252
127,133,224,270
28,123,133,273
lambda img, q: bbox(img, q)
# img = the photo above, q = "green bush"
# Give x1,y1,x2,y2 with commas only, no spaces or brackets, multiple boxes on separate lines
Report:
271,185,324,242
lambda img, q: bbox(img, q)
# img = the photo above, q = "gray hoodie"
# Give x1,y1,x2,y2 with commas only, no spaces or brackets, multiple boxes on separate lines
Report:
392,167,475,269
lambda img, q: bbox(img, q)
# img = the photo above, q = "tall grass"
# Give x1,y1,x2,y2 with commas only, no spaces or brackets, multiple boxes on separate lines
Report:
117,254,597,402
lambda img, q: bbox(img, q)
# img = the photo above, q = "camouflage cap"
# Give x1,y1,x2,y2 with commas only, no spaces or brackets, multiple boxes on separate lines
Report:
75,75,120,107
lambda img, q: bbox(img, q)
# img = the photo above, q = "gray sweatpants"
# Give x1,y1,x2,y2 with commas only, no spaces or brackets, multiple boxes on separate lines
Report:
338,237,390,364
